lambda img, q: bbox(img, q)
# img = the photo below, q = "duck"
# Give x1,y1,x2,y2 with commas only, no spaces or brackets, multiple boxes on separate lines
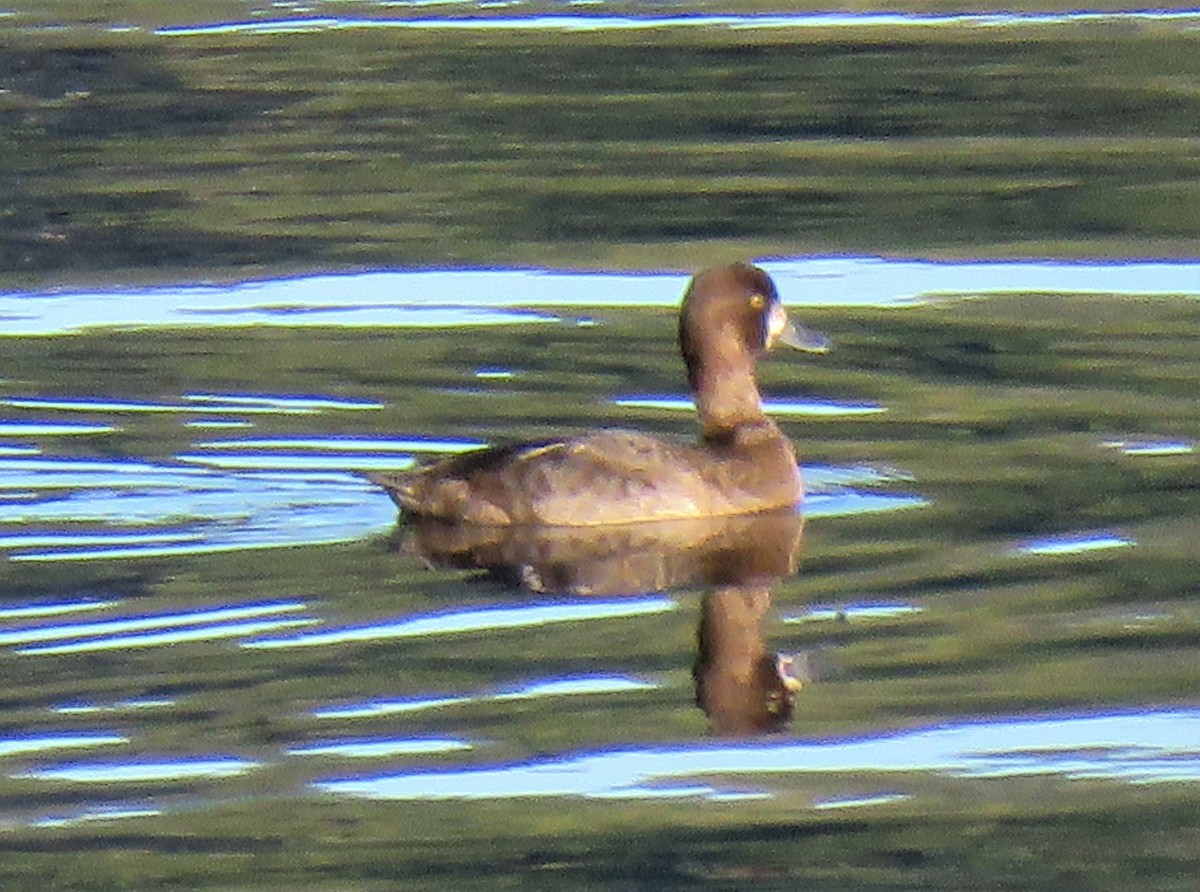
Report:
368,262,830,526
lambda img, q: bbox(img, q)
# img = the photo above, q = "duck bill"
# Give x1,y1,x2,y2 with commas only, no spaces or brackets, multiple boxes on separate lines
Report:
768,304,831,353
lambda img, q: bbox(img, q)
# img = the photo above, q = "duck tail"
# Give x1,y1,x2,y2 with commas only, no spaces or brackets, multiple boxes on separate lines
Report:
364,471,420,510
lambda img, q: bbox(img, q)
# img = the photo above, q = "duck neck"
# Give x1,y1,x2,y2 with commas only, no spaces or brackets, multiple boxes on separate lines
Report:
689,359,772,440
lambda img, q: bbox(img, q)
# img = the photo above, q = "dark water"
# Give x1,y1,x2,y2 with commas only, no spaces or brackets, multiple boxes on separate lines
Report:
2,4,1200,890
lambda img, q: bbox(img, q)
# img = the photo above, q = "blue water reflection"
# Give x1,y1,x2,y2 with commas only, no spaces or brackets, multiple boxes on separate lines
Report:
0,601,308,646
314,707,1200,801
32,803,162,829
0,598,118,621
614,395,886,417
812,792,911,810
804,491,930,518
0,732,127,758
314,674,656,719
0,454,395,561
0,419,117,435
289,737,474,758
14,757,262,783
783,602,924,623
242,596,676,650
54,698,176,715
314,696,474,719
194,435,486,454
4,258,1198,336
1015,532,1135,556
156,9,1200,38
1102,438,1195,457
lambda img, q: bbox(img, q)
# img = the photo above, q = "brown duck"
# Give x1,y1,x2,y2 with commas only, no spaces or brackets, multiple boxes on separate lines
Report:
368,262,829,526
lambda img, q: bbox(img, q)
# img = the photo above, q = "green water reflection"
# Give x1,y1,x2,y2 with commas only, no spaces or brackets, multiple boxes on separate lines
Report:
3,4,1200,286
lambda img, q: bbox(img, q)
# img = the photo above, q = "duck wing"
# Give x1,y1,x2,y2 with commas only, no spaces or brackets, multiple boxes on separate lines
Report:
369,431,714,525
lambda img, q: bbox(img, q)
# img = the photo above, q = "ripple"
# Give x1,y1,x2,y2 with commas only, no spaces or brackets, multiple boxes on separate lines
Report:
803,491,930,518
176,451,417,472
1102,438,1195,457
183,418,256,430
0,419,117,435
156,10,1200,38
53,698,176,715
5,258,1198,335
314,673,655,718
614,395,886,417
802,464,914,488
493,675,657,700
0,393,381,416
19,616,320,655
0,732,128,758
242,596,676,650
289,737,473,758
0,453,395,561
314,707,1200,801
314,696,474,720
0,600,310,647
15,757,262,783
193,435,485,454
783,602,924,623
1015,532,1135,556
183,393,383,412
32,803,162,829
176,433,486,473
0,598,118,621
812,792,911,810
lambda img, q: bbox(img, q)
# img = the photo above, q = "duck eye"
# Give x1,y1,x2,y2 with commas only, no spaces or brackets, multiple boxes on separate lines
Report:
748,293,766,310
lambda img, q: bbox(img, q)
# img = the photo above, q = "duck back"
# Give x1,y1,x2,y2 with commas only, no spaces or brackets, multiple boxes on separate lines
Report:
369,426,801,527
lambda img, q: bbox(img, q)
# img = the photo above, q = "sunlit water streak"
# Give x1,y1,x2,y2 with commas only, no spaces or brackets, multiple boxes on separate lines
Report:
32,803,163,829
803,491,930,518
0,452,396,561
288,737,474,758
183,418,256,430
1015,532,1135,556
314,674,657,720
783,602,924,623
18,616,321,656
314,707,1200,801
493,675,657,700
242,597,677,650
0,420,117,435
0,599,118,621
4,257,1198,336
54,698,176,715
314,696,474,720
176,451,417,471
1102,438,1195,457
0,600,309,647
0,393,382,415
614,395,886,417
154,9,1200,38
812,792,912,810
193,435,486,454
0,733,128,758
14,757,262,783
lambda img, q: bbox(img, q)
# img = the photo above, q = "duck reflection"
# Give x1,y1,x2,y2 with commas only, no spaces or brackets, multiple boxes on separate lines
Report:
394,509,809,735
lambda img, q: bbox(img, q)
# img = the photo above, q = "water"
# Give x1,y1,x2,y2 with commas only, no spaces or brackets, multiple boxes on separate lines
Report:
2,4,1200,889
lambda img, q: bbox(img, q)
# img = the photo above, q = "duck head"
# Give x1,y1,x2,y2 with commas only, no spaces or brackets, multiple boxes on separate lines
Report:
679,262,829,436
